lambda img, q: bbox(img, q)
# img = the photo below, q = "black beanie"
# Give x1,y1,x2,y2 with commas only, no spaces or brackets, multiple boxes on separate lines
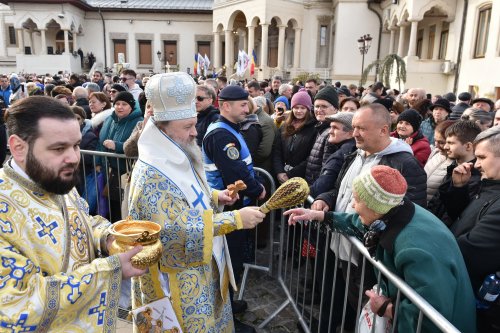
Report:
397,109,422,132
111,83,127,92
315,85,339,109
113,91,136,110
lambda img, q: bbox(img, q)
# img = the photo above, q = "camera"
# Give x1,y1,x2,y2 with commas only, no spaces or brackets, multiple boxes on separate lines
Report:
277,107,284,112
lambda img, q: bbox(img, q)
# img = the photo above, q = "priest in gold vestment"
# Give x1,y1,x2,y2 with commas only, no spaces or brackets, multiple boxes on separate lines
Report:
0,96,145,332
128,72,265,332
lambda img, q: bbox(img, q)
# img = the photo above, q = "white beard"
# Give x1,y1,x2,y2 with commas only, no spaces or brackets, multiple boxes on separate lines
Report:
179,140,205,180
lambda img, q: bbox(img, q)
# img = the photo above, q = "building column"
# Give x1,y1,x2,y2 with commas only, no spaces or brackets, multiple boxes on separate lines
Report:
40,29,47,55
260,23,269,68
72,32,78,53
247,24,255,59
16,28,24,54
214,31,221,69
240,30,247,53
421,25,430,59
277,25,286,69
0,14,6,57
397,25,406,56
28,31,35,55
388,28,396,54
293,27,302,68
407,20,419,57
224,29,234,76
432,22,442,60
63,29,70,54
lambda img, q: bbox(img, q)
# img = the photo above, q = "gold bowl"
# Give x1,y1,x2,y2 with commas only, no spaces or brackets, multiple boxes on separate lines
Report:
108,219,163,269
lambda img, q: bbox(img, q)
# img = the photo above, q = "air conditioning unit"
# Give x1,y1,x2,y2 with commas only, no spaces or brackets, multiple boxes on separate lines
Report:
441,61,456,74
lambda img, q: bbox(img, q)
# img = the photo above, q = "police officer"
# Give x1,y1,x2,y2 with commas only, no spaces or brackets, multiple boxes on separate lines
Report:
202,84,265,333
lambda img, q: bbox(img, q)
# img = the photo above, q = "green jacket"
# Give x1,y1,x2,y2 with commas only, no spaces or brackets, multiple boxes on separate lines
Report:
325,199,476,333
97,107,143,171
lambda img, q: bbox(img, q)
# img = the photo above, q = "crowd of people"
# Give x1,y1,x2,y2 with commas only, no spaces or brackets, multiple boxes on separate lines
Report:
0,67,499,333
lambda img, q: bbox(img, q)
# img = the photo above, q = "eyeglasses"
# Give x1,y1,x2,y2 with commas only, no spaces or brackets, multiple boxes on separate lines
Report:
121,77,133,81
196,96,210,102
110,90,118,94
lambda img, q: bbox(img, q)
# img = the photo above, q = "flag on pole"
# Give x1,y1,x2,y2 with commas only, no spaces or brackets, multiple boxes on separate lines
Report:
242,51,250,74
197,52,205,77
236,50,244,76
204,54,210,76
250,49,256,76
194,53,198,76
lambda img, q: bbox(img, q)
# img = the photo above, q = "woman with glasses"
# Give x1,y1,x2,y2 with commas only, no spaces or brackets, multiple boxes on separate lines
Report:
285,165,476,333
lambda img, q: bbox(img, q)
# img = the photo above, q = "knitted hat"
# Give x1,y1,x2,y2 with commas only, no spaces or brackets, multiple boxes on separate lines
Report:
315,86,339,109
353,165,407,215
430,98,452,113
274,95,290,110
145,72,196,121
397,109,422,133
291,88,312,112
326,112,354,131
113,91,136,110
110,83,127,92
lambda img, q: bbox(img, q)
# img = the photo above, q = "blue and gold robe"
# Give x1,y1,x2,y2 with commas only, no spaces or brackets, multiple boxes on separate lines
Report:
129,121,242,333
0,161,122,332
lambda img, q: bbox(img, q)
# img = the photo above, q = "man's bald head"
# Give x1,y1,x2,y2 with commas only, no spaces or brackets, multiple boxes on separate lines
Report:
72,86,88,100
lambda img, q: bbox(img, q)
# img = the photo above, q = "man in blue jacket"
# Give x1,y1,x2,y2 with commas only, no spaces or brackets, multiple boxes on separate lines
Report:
0,75,12,107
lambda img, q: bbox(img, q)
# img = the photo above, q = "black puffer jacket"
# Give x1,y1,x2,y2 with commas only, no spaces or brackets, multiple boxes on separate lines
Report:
196,105,220,147
316,148,427,209
427,159,481,226
310,138,356,198
305,121,335,185
273,118,317,178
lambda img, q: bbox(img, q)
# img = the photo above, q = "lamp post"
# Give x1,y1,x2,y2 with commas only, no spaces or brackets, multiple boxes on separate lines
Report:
357,34,372,86
156,50,166,73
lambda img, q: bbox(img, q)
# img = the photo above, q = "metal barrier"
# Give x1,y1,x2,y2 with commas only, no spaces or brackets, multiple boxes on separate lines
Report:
258,197,462,333
79,150,277,282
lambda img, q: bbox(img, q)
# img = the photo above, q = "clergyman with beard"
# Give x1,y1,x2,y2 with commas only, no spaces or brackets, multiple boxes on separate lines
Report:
128,72,265,333
0,96,146,331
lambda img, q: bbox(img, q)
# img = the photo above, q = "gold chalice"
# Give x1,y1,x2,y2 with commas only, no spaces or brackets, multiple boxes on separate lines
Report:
108,218,163,269
259,177,310,214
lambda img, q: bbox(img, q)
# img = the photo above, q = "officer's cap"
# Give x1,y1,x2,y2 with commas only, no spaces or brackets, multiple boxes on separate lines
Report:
218,85,249,101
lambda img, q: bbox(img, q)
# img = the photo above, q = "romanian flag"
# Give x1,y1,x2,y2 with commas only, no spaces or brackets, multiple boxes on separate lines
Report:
250,49,257,76
194,53,198,76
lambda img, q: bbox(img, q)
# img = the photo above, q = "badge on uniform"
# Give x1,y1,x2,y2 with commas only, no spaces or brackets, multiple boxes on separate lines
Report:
224,143,239,160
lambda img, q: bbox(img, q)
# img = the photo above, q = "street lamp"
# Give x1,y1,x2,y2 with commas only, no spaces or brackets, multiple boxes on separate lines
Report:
357,34,372,85
156,50,166,73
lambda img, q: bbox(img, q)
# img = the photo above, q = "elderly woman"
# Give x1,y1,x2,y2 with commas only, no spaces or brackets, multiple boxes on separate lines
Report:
97,91,143,221
285,165,476,333
461,107,494,131
89,92,113,136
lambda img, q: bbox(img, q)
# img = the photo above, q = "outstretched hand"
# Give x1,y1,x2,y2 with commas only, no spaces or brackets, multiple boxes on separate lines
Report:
283,208,325,225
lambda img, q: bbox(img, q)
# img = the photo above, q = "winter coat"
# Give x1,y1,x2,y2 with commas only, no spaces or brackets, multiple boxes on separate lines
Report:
447,179,500,331
390,130,431,166
196,105,220,147
429,159,482,225
316,138,427,209
420,117,435,145
305,121,335,185
254,107,278,173
273,118,317,178
240,114,263,159
449,102,470,120
75,97,92,119
97,108,143,171
325,199,476,333
424,149,452,203
309,138,356,198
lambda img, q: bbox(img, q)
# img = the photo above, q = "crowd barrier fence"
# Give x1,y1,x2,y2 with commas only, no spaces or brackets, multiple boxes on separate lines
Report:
79,150,461,332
